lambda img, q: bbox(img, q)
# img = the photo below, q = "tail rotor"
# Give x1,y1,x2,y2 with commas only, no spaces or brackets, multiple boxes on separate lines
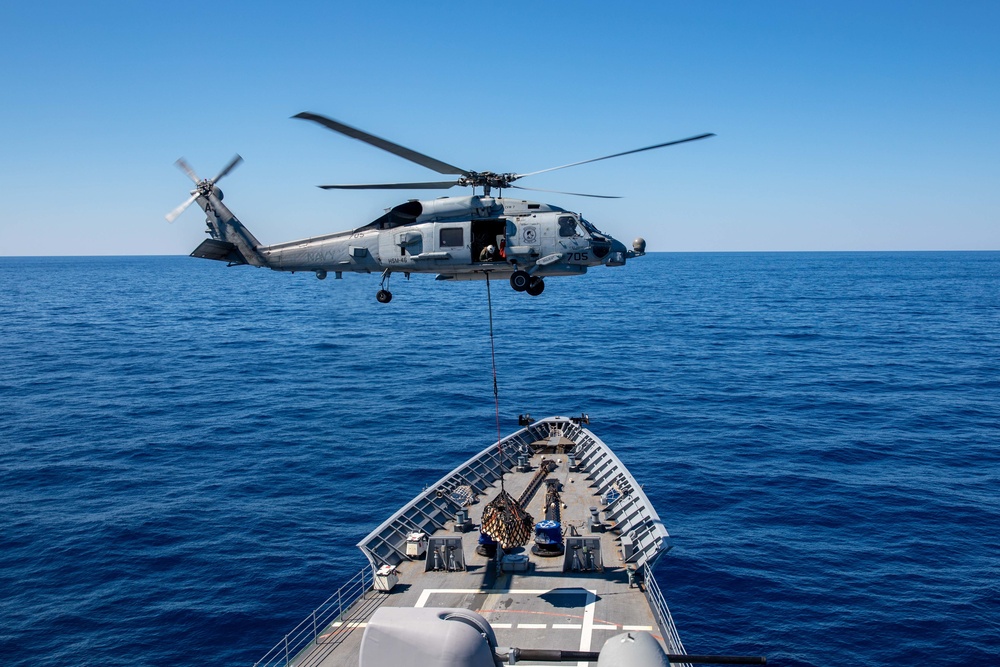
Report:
165,154,243,223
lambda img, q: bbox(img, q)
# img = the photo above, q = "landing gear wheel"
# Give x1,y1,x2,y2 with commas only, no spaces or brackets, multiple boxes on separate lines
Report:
526,278,545,296
377,269,392,302
510,270,530,292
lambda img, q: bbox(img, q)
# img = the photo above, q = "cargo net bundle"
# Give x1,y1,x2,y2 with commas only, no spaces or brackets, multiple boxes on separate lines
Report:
480,489,534,549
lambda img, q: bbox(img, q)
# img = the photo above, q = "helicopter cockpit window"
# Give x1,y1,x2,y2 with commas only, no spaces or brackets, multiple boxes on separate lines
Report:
580,218,602,235
558,216,580,237
440,227,464,247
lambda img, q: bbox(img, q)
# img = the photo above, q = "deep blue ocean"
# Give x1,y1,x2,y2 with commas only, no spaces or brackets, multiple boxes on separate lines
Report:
1,252,997,666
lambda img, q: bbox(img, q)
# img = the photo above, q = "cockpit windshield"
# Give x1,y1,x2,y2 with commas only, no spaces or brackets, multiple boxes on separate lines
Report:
557,215,603,238
579,218,603,236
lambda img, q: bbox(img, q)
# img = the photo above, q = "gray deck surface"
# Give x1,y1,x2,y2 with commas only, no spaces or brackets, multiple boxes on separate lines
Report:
288,447,666,667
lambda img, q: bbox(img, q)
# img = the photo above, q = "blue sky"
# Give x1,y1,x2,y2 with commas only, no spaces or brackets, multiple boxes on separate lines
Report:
1,1,997,254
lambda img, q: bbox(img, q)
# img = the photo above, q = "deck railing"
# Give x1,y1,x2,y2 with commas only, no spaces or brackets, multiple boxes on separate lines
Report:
253,566,374,667
643,561,689,660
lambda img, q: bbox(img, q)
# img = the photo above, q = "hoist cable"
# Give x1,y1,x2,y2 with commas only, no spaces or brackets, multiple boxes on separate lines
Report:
485,272,503,491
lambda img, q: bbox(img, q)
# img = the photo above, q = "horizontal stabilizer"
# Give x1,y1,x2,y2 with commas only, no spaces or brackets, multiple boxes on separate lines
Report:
190,239,247,265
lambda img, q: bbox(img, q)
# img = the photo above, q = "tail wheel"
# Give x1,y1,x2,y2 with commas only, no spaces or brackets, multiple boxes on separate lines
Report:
526,278,545,296
376,289,393,303
510,270,530,292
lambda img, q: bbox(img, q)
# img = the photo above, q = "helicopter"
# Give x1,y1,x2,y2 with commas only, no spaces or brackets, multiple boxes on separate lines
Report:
166,112,714,302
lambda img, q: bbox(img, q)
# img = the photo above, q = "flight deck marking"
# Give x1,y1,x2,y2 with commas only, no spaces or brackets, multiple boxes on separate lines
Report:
416,585,598,664
580,589,597,666
415,588,590,606
318,621,368,639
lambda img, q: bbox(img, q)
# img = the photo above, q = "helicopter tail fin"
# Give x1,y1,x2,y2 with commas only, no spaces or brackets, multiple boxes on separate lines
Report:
167,155,269,267
189,192,269,267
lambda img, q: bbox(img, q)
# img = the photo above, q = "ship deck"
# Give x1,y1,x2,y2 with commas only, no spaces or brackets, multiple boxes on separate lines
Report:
256,417,684,667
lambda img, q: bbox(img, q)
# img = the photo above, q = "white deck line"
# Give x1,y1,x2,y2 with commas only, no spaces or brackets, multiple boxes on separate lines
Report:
415,588,555,608
579,589,597,667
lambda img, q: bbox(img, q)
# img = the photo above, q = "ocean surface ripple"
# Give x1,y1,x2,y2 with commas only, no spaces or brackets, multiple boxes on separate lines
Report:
1,252,997,666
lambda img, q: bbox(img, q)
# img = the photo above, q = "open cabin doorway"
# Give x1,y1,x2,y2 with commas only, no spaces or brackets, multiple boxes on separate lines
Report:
471,219,507,263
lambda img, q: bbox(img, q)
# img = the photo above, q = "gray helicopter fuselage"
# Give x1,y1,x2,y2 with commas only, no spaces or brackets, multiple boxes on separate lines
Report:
257,195,634,279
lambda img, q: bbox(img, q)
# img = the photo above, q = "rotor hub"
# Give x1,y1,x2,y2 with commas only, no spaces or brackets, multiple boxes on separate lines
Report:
458,171,518,190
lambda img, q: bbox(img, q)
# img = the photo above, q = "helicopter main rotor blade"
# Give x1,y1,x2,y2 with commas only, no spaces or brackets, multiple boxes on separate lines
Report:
165,193,198,223
510,185,621,199
175,158,200,184
318,180,462,190
294,112,469,177
515,133,716,180
211,154,243,184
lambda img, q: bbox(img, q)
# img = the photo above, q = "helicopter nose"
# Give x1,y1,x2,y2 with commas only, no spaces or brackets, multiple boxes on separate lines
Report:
606,238,628,266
